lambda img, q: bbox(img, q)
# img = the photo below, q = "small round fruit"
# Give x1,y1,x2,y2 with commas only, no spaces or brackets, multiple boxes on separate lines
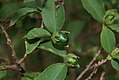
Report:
51,31,69,50
64,53,80,68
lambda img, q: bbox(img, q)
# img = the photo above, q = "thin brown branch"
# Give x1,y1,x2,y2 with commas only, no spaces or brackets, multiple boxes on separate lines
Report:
0,24,26,75
100,72,105,80
84,56,108,80
40,21,44,28
0,65,17,71
90,55,109,69
19,54,28,65
76,48,101,80
0,24,19,63
85,66,97,80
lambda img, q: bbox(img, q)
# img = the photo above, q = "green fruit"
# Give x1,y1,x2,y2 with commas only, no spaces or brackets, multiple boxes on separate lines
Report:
51,31,69,50
64,53,80,68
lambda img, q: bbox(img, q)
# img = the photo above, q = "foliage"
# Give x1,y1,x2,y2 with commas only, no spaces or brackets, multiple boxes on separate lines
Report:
0,0,119,80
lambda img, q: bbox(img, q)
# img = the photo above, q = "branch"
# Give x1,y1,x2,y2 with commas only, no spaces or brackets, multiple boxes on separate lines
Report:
90,55,109,69
0,24,19,63
0,65,17,71
18,54,28,65
76,48,101,80
84,56,108,80
40,21,44,28
100,72,105,80
85,66,97,80
0,24,26,74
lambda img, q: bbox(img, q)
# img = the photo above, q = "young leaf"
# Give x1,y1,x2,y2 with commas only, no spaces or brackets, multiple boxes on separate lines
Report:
111,59,119,71
34,63,67,80
109,24,119,32
101,27,116,53
41,0,65,32
25,40,41,54
81,0,105,22
37,41,67,57
9,7,38,26
24,28,51,39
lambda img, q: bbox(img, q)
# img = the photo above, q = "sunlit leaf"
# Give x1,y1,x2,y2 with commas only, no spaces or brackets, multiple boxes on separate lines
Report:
25,40,41,54
34,63,67,80
81,0,105,22
24,28,51,39
41,0,65,32
110,24,119,32
101,27,116,53
111,59,119,71
37,41,66,57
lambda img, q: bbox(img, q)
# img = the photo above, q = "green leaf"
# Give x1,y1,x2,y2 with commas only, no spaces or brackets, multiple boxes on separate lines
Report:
56,5,65,31
113,54,119,60
34,63,67,80
81,0,105,22
0,3,21,20
23,0,35,3
41,0,65,32
9,7,38,26
35,0,46,10
111,59,119,71
24,28,51,39
22,77,32,80
22,72,39,80
110,24,119,32
37,41,67,57
101,27,116,53
25,40,41,54
0,70,7,79
23,0,37,8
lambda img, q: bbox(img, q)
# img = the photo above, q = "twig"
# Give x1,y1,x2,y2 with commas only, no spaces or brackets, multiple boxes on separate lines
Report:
19,54,28,65
0,65,17,71
0,24,19,63
85,66,97,80
55,0,64,9
85,56,108,80
0,24,26,75
40,21,44,28
90,55,109,69
100,72,105,80
0,24,29,66
76,48,101,80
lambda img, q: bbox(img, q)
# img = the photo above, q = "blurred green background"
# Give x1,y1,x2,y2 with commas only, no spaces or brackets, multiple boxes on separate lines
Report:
0,0,119,80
